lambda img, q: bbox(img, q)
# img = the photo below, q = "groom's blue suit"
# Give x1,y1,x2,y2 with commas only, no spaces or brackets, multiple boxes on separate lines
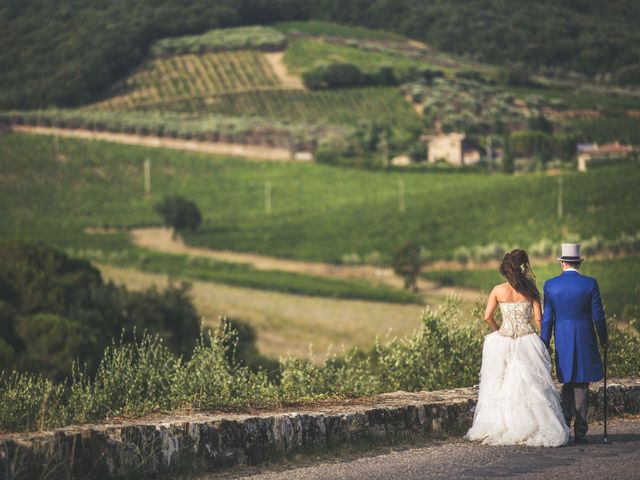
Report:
541,270,608,384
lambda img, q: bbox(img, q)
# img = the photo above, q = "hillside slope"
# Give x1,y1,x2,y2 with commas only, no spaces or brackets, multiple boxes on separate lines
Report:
2,0,640,109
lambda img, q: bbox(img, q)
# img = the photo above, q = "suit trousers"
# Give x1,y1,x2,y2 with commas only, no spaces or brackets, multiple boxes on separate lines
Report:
561,383,589,439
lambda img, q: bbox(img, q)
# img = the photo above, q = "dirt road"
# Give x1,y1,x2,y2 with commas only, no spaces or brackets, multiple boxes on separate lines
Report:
11,125,293,161
129,227,480,301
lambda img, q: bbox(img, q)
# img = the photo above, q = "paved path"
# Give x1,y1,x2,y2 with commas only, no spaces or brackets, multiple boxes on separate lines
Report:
213,417,640,480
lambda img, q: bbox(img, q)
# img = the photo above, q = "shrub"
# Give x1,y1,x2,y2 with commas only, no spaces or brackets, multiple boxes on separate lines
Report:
154,195,202,240
0,242,200,378
302,63,365,89
455,70,485,83
2,301,639,433
614,65,640,86
392,242,421,291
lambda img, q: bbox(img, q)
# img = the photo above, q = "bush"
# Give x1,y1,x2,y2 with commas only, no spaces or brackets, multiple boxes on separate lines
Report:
614,65,640,86
392,242,421,291
302,63,400,90
455,70,485,83
2,300,639,433
302,63,365,89
154,195,202,239
14,314,98,381
0,241,200,378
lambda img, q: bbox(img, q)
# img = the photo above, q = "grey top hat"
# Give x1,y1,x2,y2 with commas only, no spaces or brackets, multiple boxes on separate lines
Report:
558,243,583,262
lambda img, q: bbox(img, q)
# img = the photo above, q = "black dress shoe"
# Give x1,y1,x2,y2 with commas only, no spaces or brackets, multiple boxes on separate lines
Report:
574,437,589,444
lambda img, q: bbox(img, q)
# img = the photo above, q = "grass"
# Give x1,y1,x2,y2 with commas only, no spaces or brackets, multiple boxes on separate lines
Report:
2,132,640,266
100,264,426,360
81,248,421,304
422,255,640,317
274,21,404,41
283,38,425,75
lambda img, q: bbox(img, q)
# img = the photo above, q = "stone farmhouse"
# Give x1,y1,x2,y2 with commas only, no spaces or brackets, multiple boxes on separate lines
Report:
425,132,481,166
577,142,635,171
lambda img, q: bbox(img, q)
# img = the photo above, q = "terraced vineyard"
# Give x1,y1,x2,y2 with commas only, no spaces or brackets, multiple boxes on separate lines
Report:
132,87,421,128
97,52,282,109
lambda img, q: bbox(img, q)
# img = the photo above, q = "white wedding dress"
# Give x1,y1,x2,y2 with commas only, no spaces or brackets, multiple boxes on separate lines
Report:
466,302,570,447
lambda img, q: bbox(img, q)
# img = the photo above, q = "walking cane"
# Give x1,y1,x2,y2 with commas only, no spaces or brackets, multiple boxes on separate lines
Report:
603,345,608,444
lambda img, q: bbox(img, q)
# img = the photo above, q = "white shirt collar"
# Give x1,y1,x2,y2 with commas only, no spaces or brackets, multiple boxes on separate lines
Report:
563,268,580,273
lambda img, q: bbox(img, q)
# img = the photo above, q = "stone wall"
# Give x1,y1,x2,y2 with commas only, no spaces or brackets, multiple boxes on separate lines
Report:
1,378,638,480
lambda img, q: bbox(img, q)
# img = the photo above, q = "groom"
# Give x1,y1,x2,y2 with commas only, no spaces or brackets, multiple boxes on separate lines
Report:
541,243,609,444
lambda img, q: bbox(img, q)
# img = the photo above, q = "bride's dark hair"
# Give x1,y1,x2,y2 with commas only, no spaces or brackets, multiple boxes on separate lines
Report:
499,249,540,301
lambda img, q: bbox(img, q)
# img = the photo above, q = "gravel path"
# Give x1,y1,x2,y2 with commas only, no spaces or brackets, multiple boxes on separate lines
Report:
211,417,640,480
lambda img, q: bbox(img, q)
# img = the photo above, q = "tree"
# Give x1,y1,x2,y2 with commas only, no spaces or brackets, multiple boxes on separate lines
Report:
392,242,421,292
0,241,201,378
502,133,514,174
154,195,202,240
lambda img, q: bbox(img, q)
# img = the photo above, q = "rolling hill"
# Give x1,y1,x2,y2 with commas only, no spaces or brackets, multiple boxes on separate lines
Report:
2,1,640,110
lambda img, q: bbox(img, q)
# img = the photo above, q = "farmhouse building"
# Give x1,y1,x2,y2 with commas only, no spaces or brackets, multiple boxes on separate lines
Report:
577,142,635,171
425,132,481,166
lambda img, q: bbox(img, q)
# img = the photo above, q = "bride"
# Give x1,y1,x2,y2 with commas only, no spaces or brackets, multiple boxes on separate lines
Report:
466,249,569,447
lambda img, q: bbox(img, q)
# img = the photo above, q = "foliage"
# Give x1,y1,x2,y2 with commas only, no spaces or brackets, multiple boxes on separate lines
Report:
154,195,202,238
413,78,526,137
0,0,306,109
0,326,278,432
0,241,200,378
274,21,403,41
3,2,640,109
303,63,364,89
570,117,640,146
2,301,639,433
499,65,537,87
392,242,421,291
0,109,319,147
150,26,287,57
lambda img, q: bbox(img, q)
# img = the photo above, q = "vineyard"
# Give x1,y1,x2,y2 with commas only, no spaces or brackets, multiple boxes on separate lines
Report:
131,87,421,128
97,52,282,109
0,110,328,149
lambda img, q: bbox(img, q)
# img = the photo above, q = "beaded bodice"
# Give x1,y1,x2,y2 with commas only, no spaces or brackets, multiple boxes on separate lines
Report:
498,302,535,338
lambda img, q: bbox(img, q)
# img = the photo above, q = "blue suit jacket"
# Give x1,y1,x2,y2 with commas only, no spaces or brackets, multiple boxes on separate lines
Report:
541,270,608,384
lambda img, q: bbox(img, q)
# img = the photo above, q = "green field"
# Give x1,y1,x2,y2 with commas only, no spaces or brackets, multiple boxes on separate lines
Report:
283,38,425,75
422,255,640,318
78,248,420,304
2,132,640,266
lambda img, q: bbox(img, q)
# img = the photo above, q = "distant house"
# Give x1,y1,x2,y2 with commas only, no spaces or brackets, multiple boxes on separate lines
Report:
577,142,634,171
391,155,412,167
425,132,481,166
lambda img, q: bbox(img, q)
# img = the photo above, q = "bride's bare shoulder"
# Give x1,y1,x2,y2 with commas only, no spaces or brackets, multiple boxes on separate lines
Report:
492,282,510,293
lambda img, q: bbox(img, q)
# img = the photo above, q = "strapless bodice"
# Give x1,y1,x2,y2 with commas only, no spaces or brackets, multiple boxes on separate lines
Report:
498,302,535,338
